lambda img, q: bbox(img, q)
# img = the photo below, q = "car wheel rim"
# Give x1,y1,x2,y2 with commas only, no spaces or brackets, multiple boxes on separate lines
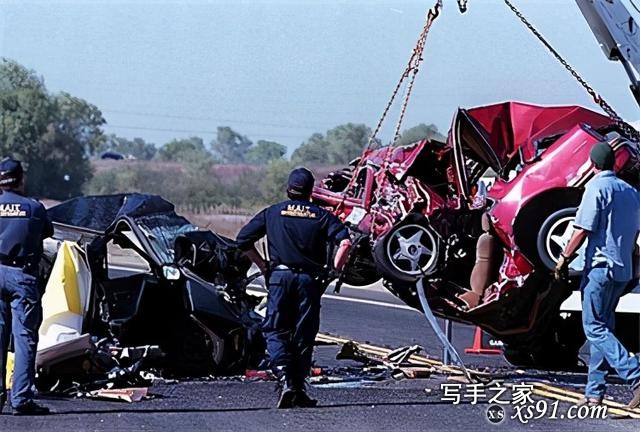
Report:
545,215,585,272
386,224,438,276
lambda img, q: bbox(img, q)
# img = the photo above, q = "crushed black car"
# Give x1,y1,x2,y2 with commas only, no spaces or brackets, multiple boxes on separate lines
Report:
36,193,266,387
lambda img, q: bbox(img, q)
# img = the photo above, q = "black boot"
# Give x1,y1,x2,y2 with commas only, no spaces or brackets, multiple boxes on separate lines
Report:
292,377,317,408
277,379,296,409
294,389,318,408
12,401,50,416
274,366,296,409
0,393,5,414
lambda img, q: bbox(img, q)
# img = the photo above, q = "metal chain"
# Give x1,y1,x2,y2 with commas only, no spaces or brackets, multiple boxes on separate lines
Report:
366,0,443,150
391,3,442,146
503,0,640,142
338,1,443,212
367,0,469,150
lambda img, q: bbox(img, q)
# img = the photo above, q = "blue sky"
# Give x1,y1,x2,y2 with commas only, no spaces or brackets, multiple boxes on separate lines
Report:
1,0,638,151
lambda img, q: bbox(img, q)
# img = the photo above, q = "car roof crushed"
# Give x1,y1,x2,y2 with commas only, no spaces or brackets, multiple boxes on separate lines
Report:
48,193,180,233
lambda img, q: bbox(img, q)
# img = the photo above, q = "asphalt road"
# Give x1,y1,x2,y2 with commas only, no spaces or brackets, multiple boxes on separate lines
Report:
318,284,501,367
1,284,639,431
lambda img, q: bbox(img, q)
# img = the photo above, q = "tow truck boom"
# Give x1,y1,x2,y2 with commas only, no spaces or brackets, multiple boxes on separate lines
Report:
577,0,640,107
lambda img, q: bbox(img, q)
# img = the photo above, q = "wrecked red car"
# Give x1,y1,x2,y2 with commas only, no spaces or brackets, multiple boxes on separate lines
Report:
313,101,640,369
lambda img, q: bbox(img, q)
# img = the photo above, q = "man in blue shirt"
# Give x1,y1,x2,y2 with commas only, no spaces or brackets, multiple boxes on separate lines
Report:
557,142,640,408
237,167,351,409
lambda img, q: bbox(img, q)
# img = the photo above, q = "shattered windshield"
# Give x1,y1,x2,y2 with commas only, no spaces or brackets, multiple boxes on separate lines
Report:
136,214,198,264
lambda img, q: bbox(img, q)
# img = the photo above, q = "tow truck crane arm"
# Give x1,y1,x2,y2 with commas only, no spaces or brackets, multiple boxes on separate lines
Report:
577,0,640,107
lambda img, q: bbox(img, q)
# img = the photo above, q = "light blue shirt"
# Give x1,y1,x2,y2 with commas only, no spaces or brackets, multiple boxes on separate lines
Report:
574,171,640,282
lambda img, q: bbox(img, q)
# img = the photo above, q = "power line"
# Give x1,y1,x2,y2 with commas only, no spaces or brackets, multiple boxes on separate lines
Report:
106,124,312,140
103,108,328,130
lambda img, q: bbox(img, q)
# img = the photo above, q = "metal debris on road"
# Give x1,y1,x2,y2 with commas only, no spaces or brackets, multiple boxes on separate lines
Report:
336,341,384,366
85,387,150,403
333,340,435,382
36,336,162,398
385,345,423,366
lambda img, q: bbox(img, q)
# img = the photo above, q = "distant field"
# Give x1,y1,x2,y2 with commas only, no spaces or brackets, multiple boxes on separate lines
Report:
93,159,263,183
183,212,251,238
93,159,341,183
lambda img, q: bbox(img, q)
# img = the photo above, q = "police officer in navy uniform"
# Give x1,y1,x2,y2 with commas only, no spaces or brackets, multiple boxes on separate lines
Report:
237,167,352,409
0,158,53,415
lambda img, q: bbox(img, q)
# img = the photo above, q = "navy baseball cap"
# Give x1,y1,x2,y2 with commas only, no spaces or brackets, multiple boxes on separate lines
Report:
287,167,315,196
0,158,23,187
590,142,615,170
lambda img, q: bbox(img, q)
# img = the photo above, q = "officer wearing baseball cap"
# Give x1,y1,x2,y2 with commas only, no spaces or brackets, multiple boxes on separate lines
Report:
0,158,53,415
556,141,640,408
237,167,352,408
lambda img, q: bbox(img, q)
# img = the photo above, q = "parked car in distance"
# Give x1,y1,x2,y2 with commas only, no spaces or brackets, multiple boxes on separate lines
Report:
100,150,126,160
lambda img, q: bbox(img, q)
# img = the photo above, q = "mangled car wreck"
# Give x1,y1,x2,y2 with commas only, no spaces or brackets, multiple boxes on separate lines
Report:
37,194,265,389
313,101,640,369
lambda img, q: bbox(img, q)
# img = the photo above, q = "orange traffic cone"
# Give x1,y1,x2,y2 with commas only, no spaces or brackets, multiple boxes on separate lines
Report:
464,326,502,355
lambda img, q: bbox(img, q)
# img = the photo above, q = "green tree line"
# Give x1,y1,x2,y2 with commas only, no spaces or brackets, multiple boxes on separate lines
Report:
1,58,445,208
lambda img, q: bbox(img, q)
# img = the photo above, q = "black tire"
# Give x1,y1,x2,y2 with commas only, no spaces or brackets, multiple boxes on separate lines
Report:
514,190,582,269
502,345,535,368
374,217,439,283
502,313,585,371
502,343,582,370
341,263,381,286
536,207,582,275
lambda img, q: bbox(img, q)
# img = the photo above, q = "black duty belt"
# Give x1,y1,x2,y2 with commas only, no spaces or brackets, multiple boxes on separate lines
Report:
273,264,306,273
272,264,320,275
0,256,30,268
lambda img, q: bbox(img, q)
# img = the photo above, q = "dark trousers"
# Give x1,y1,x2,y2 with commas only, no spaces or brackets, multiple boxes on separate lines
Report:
263,270,323,386
0,264,42,408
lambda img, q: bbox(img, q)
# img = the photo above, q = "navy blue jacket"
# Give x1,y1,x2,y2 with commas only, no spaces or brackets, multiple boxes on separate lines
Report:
0,191,54,264
236,199,349,273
